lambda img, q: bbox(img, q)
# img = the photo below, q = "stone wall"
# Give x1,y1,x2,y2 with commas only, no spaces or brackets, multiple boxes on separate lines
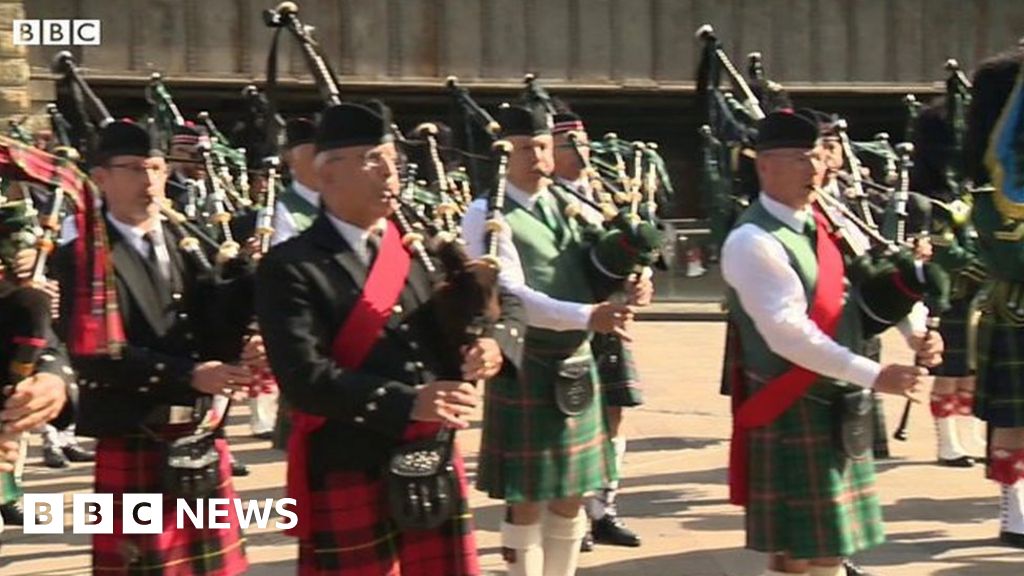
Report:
0,0,30,126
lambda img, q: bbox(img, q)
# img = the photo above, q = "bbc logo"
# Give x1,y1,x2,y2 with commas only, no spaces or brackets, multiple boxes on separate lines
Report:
12,19,101,46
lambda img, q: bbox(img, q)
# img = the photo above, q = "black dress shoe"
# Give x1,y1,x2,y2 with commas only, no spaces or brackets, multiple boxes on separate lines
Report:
937,455,976,468
62,443,95,463
591,514,641,547
1,501,25,526
580,530,594,552
231,461,250,477
843,559,878,576
252,431,274,441
42,445,68,468
1000,531,1024,548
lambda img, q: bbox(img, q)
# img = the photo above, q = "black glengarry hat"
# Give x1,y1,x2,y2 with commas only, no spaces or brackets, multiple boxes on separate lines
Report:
284,117,317,149
755,109,819,151
315,103,393,152
93,120,161,164
498,104,553,137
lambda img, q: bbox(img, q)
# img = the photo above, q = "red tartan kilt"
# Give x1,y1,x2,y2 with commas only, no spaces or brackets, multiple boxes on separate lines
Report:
93,434,248,576
298,422,479,576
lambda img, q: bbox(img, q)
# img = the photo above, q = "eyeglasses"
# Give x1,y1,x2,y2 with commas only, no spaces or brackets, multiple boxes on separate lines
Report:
324,150,398,170
106,163,166,176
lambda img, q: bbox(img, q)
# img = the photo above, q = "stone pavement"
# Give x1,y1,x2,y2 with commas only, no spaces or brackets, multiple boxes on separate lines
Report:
2,322,1021,575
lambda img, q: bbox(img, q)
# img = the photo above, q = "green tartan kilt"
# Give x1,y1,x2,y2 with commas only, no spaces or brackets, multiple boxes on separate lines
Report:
746,393,885,559
476,342,617,503
975,307,1024,427
592,333,644,407
934,297,972,377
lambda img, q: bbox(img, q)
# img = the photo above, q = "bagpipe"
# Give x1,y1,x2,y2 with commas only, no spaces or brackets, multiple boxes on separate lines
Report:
518,75,667,298
695,25,770,249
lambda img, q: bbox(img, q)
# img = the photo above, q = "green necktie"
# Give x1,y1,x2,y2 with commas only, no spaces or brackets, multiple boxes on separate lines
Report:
535,194,561,235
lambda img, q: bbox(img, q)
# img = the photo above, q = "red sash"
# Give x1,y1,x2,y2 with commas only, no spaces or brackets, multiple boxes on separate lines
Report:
728,211,846,506
286,221,412,538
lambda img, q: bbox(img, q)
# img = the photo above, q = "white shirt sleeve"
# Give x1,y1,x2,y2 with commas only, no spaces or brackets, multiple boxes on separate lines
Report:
721,224,881,388
461,200,593,332
271,201,298,247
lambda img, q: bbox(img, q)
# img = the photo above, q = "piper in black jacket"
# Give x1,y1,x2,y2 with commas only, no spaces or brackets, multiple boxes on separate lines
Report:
256,102,526,576
54,120,254,576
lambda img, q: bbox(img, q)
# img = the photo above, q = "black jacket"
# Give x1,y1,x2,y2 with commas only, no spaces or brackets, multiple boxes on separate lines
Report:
53,217,255,438
0,280,75,429
256,215,526,473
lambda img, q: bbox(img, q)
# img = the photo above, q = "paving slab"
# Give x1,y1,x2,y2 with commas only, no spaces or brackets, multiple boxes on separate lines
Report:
1,322,1020,575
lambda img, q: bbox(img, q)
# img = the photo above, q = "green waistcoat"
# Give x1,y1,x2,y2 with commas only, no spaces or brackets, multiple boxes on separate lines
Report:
726,201,863,394
279,184,319,232
503,193,595,350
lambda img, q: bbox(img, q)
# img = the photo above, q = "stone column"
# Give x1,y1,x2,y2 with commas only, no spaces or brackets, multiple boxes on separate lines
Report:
0,0,30,124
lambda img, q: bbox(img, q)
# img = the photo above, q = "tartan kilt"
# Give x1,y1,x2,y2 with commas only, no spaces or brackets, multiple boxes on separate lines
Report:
975,307,1024,427
299,429,479,576
476,343,616,503
592,333,644,407
745,391,885,559
934,297,972,377
93,434,248,576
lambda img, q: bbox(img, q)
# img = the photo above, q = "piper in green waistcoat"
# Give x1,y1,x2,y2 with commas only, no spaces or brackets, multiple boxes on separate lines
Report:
462,104,647,576
265,117,322,449
550,108,648,551
722,111,936,576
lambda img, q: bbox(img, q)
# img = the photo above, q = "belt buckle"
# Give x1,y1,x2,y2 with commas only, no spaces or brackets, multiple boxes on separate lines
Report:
168,406,194,424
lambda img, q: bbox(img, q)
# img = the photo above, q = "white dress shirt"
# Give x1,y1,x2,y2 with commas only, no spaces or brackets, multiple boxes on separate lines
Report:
324,212,386,267
721,192,881,389
556,176,604,226
271,180,321,246
461,181,593,332
106,213,173,280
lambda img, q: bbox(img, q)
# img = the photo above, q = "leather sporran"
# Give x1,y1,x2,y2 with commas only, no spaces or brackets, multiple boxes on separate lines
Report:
385,433,456,531
833,388,874,460
161,432,221,499
553,355,595,416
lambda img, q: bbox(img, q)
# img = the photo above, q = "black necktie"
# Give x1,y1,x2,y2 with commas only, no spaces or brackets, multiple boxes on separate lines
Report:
143,230,171,281
366,229,382,266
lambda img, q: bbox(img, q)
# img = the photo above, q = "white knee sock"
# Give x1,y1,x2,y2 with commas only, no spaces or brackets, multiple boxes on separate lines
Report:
1001,482,1024,535
961,415,986,453
502,521,544,576
542,510,588,576
585,436,627,520
935,417,967,460
808,566,842,576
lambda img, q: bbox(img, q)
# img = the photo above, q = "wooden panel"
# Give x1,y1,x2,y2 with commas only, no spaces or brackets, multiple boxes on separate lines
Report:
813,0,848,82
849,0,887,82
75,0,132,71
652,0,696,82
342,0,389,79
23,0,1024,87
527,0,571,79
733,0,772,81
889,0,925,82
483,0,526,79
189,0,239,74
441,0,482,79
396,0,439,79
613,0,654,81
575,0,612,81
776,0,812,82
